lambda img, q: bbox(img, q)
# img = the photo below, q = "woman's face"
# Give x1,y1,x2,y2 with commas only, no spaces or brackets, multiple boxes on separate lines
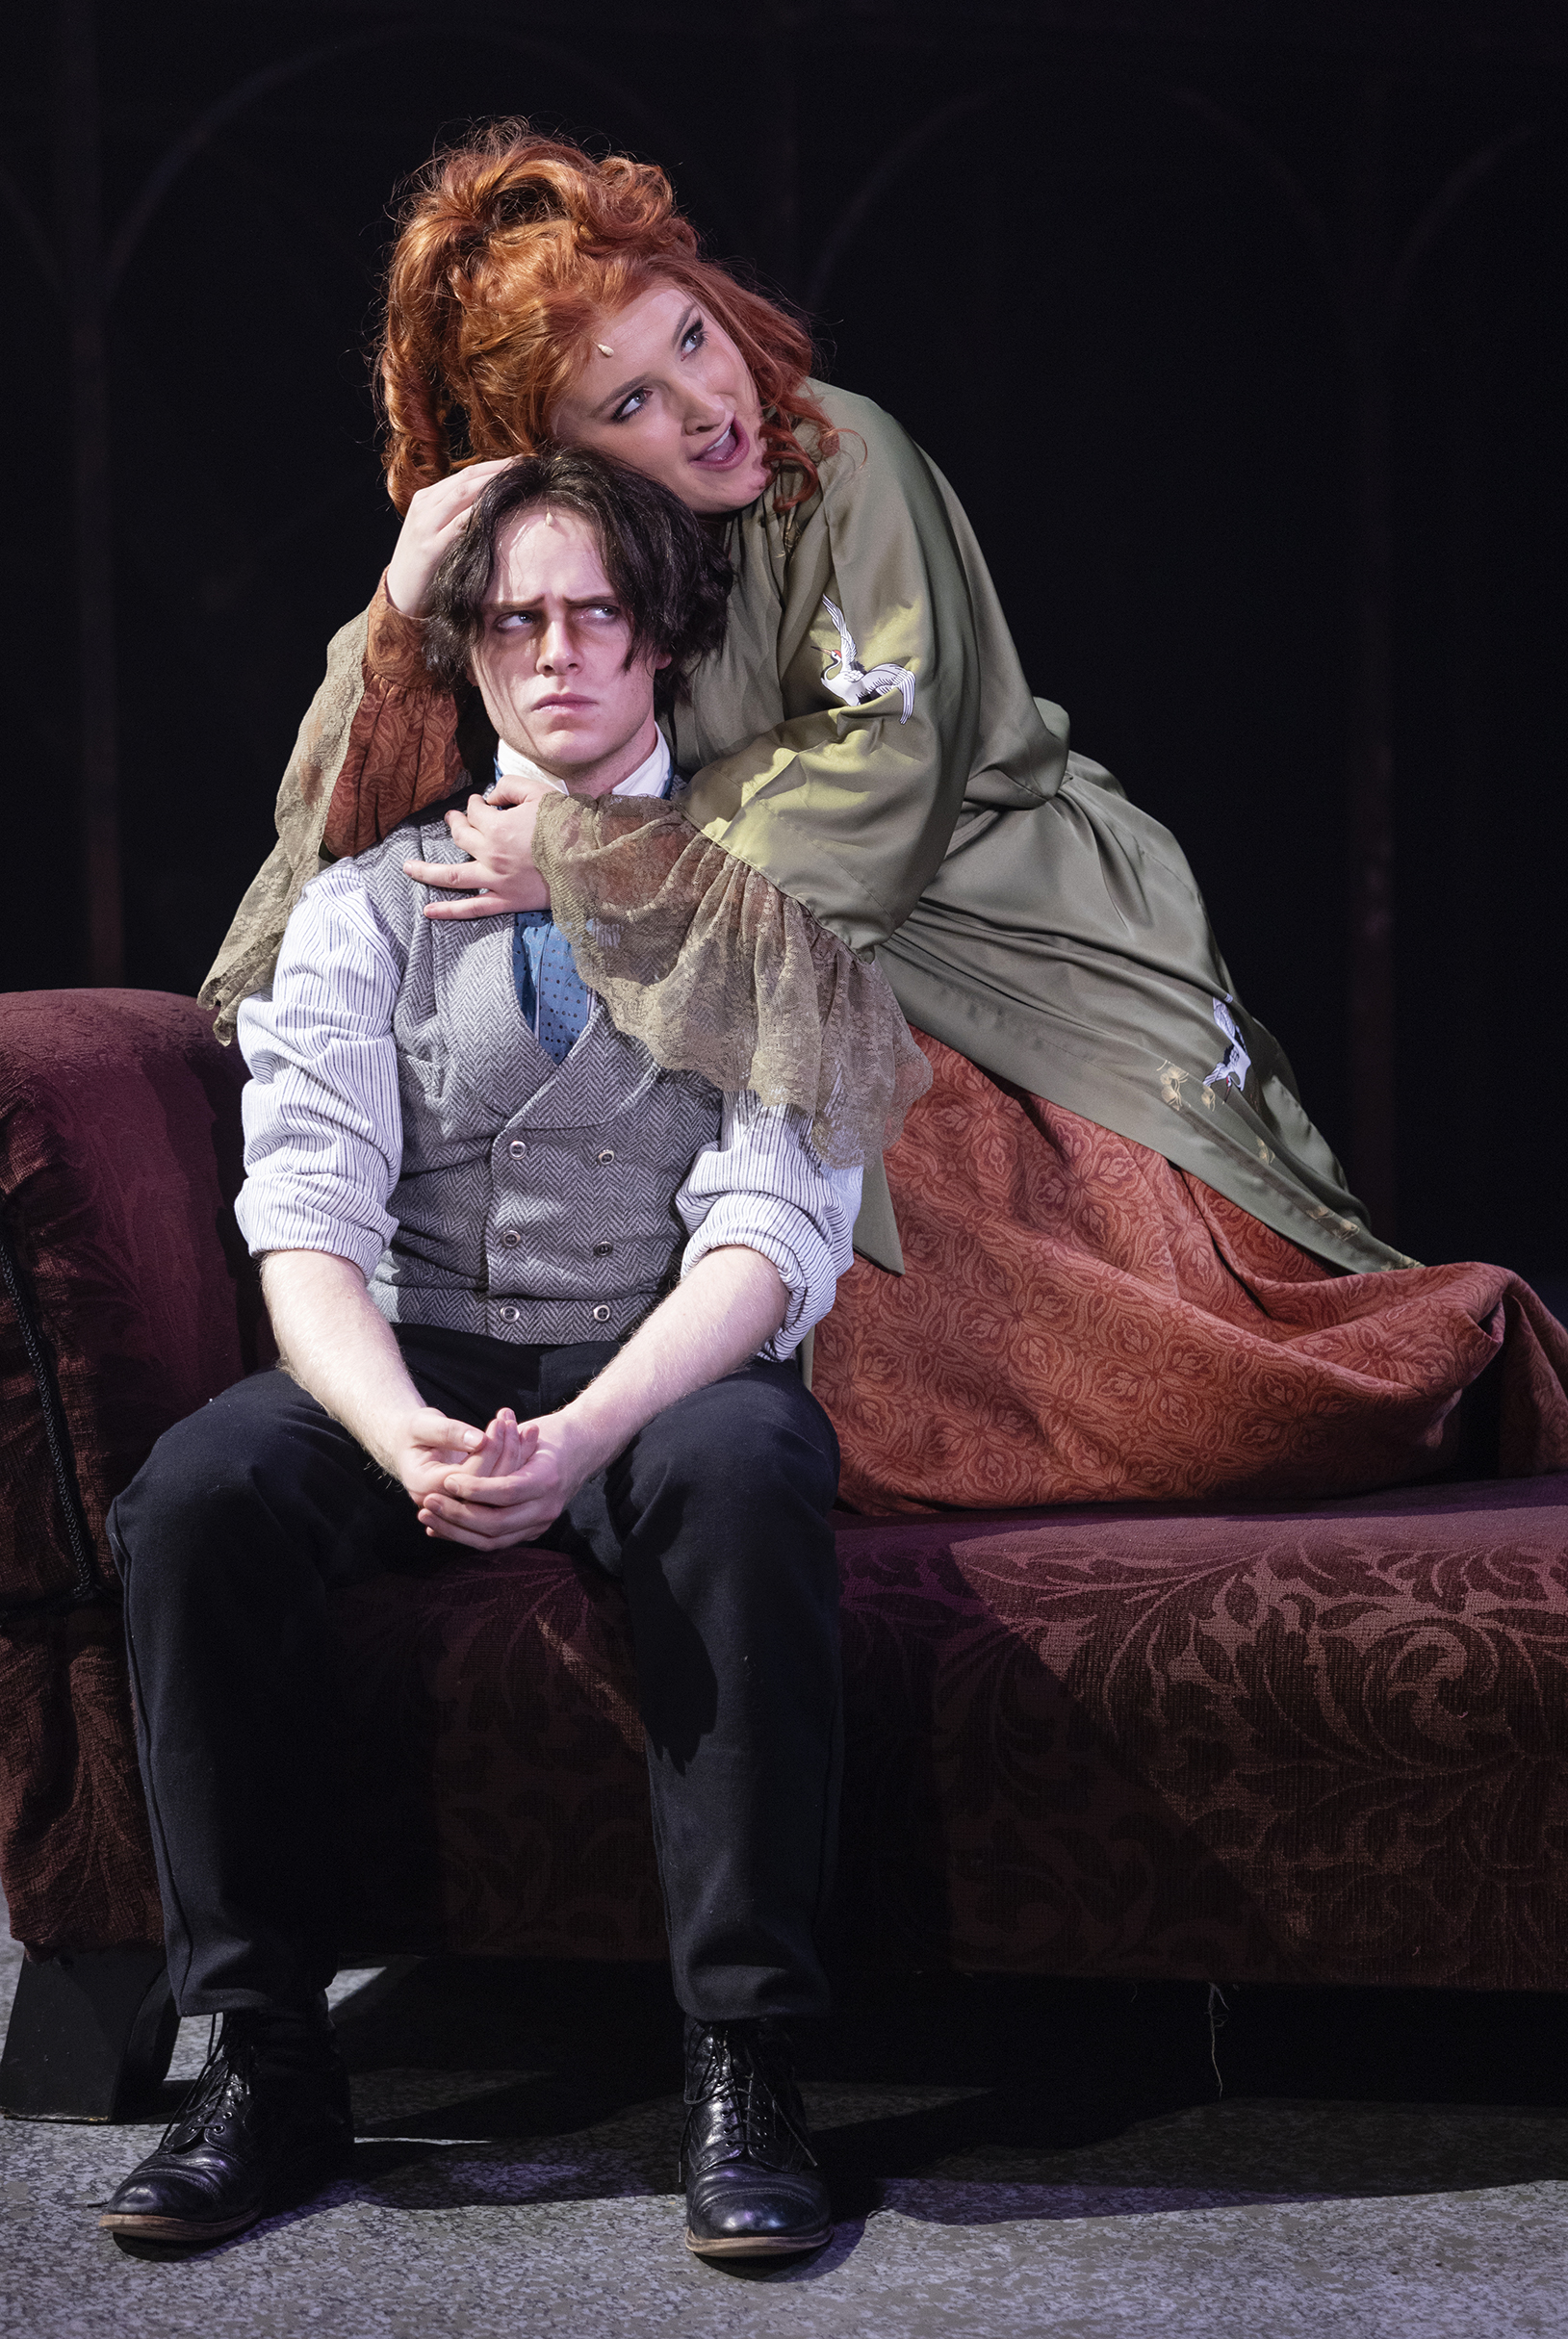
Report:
553,281,771,517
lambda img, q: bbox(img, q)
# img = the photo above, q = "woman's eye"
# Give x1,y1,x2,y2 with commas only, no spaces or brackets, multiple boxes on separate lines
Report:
610,387,648,424
681,319,706,353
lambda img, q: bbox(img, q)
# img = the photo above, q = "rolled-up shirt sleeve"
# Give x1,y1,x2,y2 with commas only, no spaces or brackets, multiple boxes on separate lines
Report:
675,1094,861,1362
234,870,404,1277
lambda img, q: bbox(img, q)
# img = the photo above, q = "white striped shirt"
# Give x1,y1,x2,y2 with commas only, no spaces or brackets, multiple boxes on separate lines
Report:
235,862,861,1362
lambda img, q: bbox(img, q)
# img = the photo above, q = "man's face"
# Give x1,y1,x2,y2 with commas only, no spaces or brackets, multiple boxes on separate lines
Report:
469,504,664,794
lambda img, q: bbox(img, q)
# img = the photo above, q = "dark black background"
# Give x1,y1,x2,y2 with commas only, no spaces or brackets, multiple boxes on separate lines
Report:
3,2,1564,1273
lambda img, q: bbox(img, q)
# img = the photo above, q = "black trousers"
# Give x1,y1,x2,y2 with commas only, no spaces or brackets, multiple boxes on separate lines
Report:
109,1326,843,2024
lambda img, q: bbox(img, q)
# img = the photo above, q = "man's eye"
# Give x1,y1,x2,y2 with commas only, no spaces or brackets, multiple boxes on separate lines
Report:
497,611,537,630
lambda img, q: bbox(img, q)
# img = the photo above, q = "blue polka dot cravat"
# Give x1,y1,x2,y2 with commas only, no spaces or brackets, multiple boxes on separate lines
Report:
511,910,592,1065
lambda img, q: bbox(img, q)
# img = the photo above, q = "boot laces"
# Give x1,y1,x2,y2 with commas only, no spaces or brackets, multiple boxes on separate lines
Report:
679,2024,817,2182
158,2016,258,2151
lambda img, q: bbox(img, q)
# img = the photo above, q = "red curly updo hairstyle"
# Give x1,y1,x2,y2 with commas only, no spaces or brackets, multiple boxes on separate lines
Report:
378,120,838,515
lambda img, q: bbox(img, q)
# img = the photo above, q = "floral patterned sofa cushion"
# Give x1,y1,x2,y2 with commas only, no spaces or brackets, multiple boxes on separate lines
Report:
328,1473,1568,1991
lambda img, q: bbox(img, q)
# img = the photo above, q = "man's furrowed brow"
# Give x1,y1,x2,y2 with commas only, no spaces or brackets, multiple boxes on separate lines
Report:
481,595,625,613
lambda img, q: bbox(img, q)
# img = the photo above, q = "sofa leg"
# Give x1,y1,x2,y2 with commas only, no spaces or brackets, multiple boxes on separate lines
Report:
0,1948,178,2122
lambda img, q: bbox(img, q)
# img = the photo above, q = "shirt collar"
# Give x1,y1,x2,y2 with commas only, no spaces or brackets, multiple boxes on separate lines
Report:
494,730,671,800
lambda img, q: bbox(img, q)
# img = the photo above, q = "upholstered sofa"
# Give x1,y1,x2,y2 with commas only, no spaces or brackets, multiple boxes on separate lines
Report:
4,990,1567,2120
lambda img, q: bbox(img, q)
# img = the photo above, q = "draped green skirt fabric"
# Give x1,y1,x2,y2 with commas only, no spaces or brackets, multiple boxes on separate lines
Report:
878,758,1407,1274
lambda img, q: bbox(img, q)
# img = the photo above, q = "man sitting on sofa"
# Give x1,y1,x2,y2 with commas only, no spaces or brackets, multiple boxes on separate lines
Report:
101,448,859,2261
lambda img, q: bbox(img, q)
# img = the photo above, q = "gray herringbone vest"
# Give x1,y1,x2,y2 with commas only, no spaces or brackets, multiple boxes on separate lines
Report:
352,810,723,1345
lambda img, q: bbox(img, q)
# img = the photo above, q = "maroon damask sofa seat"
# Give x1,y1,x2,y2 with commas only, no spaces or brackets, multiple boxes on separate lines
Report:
4,990,1568,2114
335,1474,1568,1993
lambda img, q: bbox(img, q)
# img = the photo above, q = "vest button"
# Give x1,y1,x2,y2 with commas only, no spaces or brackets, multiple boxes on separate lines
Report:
592,1305,612,1323
596,1149,615,1165
593,1242,613,1256
509,1140,527,1157
501,1230,521,1247
499,1305,520,1324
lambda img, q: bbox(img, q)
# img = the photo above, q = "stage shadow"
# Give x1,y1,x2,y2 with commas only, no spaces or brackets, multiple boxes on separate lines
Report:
137,1952,1562,2250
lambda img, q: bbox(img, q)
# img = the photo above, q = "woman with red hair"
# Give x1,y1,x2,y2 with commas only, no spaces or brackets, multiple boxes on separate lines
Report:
205,121,1568,1511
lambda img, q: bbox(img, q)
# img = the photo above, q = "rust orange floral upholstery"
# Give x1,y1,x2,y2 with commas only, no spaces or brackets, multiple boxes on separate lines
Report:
813,1032,1568,1512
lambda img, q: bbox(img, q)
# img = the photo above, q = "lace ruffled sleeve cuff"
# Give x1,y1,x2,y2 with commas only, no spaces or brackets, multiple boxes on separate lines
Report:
534,793,933,1169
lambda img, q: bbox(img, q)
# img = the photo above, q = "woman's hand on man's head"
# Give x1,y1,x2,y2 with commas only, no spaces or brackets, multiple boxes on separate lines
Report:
403,788,552,918
385,457,514,617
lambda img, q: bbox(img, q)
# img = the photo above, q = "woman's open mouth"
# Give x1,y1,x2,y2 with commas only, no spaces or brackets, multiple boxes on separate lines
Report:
693,419,747,469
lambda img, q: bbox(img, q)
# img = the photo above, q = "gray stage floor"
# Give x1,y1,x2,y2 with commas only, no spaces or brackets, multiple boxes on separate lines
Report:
4,1929,1568,2338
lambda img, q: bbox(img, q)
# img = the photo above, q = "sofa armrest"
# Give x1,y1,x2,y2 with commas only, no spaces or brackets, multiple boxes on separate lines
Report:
0,988,269,1608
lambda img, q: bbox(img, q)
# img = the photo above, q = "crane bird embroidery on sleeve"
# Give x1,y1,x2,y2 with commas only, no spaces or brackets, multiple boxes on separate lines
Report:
1206,995,1252,1093
819,595,916,724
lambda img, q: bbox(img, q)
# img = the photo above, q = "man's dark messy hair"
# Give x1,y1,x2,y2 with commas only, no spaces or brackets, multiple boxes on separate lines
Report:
423,444,732,711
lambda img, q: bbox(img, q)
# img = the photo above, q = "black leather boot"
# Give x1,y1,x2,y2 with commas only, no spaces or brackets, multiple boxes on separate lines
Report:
681,2018,832,2258
98,2007,353,2246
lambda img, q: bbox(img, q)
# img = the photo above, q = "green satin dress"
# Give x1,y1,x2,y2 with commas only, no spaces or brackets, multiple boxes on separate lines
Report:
673,383,1406,1275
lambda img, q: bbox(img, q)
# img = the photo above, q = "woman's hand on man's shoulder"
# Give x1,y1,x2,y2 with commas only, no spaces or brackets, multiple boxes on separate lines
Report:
403,787,552,917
